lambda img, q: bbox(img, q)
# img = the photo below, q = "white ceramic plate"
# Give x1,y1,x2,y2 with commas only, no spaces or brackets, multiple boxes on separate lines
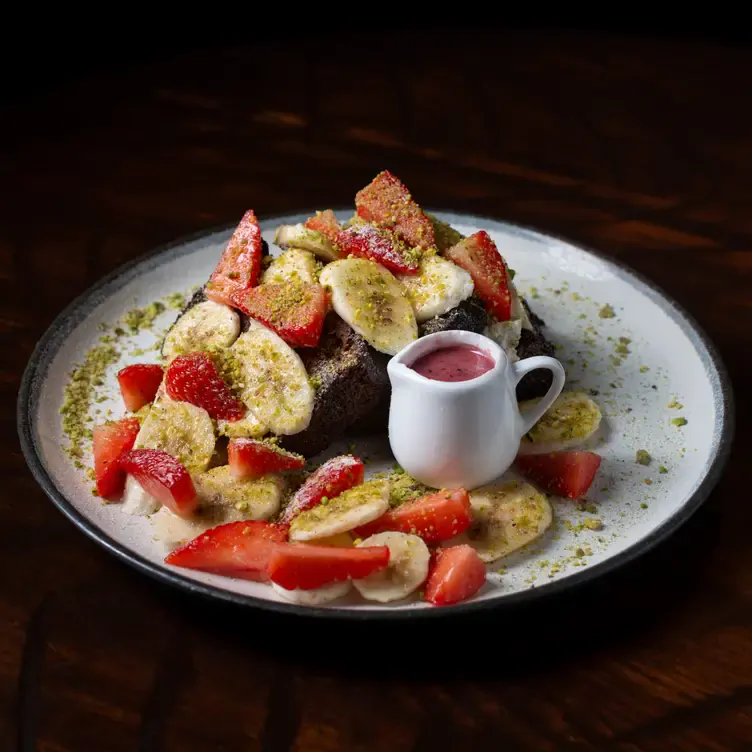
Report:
17,211,733,619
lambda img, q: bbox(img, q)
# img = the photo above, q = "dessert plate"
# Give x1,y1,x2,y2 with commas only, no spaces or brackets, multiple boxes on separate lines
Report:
17,211,733,619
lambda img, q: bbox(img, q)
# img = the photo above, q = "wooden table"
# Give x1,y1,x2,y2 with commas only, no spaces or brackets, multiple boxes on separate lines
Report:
2,30,749,752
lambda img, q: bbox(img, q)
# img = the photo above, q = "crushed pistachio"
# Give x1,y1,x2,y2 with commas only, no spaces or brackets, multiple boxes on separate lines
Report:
121,301,166,334
671,417,688,428
668,398,684,409
164,292,186,310
640,503,648,509
583,518,603,531
659,465,668,474
635,449,651,466
599,304,616,319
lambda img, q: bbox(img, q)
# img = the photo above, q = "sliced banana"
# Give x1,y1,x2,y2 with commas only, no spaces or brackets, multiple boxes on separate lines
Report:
194,465,284,521
353,532,430,603
320,258,418,356
509,281,533,330
274,223,339,262
288,479,390,542
398,255,474,323
460,480,552,563
134,400,216,473
518,391,602,454
149,503,250,553
162,299,240,361
229,321,314,435
217,410,268,439
262,248,320,285
271,579,352,605
484,318,522,363
121,474,160,517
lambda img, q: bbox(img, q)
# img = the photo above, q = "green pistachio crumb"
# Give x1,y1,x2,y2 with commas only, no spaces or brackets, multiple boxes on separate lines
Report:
640,503,648,509
599,304,616,318
635,449,651,466
671,417,688,427
659,465,668,474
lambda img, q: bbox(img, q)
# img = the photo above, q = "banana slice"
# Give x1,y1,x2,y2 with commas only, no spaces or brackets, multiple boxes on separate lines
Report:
134,400,216,473
149,502,250,553
288,479,390,542
229,321,314,436
353,532,430,603
398,255,474,323
194,465,284,521
217,410,268,439
484,318,523,363
461,480,552,562
271,579,352,605
121,474,161,517
274,224,339,262
518,391,602,454
162,300,240,361
320,258,418,356
262,248,321,285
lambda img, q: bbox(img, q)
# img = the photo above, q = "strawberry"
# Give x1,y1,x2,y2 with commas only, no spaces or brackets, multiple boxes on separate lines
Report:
515,451,602,499
164,352,245,421
233,282,329,348
206,209,263,308
337,224,420,275
355,170,436,250
424,545,486,606
280,455,365,525
119,448,197,517
92,417,141,499
117,363,164,412
165,520,288,580
305,209,341,246
444,231,512,321
228,438,305,479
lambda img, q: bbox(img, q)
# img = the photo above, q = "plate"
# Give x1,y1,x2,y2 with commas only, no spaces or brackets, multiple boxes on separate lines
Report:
17,211,734,619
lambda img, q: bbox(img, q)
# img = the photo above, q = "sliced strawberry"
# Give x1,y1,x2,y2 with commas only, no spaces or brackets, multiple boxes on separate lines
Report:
355,170,435,250
337,224,420,275
515,451,602,499
268,543,390,590
228,438,305,479
280,455,365,526
354,488,472,544
119,448,198,517
304,209,341,246
117,363,164,412
164,352,245,421
444,231,512,321
233,282,329,348
205,209,263,307
92,417,141,499
165,520,287,580
424,545,486,606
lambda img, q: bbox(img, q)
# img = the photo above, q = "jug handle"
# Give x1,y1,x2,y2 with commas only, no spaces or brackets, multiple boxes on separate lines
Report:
512,356,566,436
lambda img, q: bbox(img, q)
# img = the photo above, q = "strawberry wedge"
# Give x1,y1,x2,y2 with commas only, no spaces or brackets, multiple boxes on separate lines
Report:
280,455,365,526
165,520,288,581
233,283,329,348
93,417,141,499
206,209,263,307
117,363,164,412
228,438,305,480
354,488,472,544
444,231,512,321
424,545,486,606
165,352,245,421
515,451,602,499
337,224,420,275
355,170,435,250
119,448,198,517
268,544,390,590
305,209,341,246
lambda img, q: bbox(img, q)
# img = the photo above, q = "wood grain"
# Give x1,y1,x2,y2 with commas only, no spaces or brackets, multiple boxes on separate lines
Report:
2,30,750,752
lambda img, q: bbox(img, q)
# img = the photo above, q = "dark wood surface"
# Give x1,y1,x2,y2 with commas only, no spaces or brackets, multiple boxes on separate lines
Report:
2,30,750,752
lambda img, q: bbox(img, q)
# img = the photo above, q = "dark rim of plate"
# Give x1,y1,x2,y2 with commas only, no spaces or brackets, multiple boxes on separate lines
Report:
17,209,735,621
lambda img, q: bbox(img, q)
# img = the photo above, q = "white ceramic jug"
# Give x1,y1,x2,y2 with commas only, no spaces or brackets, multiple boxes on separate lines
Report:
387,330,565,490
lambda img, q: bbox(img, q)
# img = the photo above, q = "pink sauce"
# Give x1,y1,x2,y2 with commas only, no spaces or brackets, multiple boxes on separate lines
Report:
409,345,495,383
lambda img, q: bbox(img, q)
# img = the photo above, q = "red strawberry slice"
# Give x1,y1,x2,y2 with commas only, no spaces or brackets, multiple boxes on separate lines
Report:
424,545,486,606
228,438,305,479
233,283,329,348
515,451,602,499
268,544,391,590
93,417,141,499
165,520,288,580
119,448,197,517
355,170,436,250
354,488,472,543
280,455,365,526
444,231,512,321
206,209,263,308
337,224,420,275
164,352,245,421
304,209,341,246
117,363,164,412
